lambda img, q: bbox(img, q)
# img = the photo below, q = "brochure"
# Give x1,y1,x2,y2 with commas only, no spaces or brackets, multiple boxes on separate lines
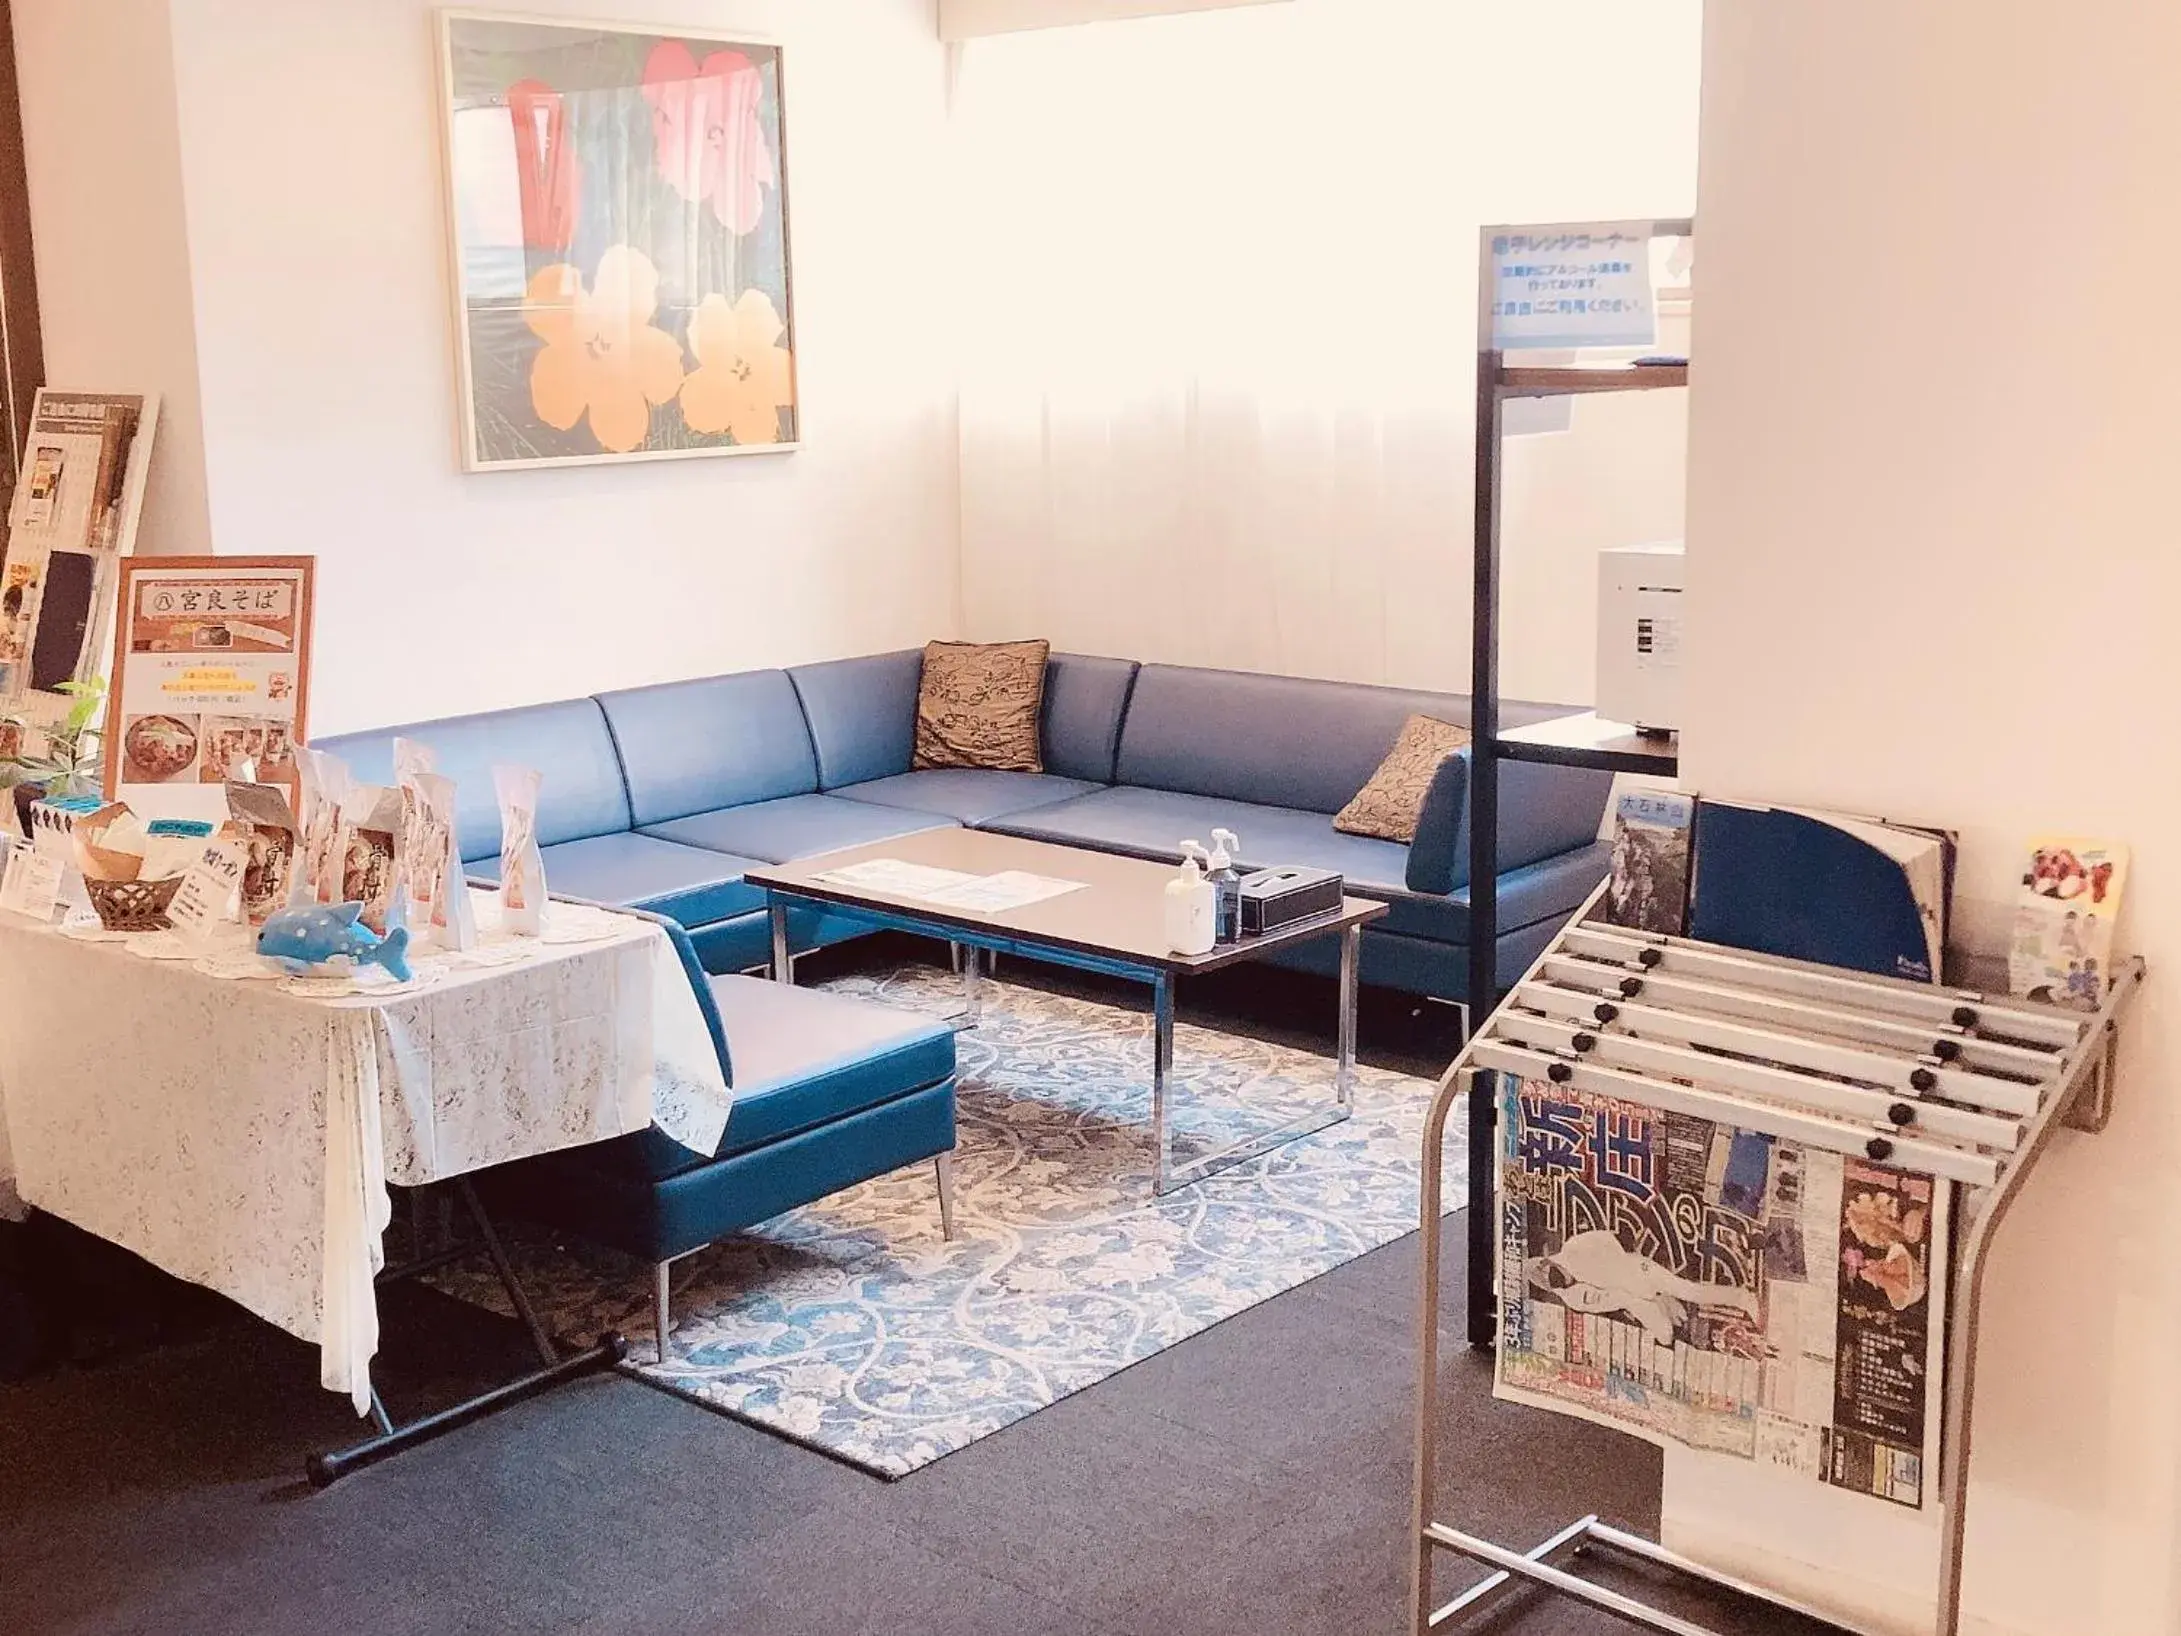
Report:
2008,837,2130,1011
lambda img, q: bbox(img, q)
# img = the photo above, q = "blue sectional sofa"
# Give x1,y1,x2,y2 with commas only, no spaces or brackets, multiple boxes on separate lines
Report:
317,651,1612,1006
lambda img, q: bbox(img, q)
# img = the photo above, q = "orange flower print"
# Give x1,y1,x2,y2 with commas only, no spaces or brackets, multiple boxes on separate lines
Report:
679,289,794,445
641,40,775,236
523,246,686,454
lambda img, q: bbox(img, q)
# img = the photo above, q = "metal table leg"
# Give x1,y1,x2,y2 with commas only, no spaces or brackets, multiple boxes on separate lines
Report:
1151,970,1176,1191
305,1185,626,1487
1336,923,1360,1111
1152,928,1358,1195
769,900,792,984
960,943,985,1027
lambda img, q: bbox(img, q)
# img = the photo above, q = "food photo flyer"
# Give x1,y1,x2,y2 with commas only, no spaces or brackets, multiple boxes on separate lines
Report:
104,556,316,823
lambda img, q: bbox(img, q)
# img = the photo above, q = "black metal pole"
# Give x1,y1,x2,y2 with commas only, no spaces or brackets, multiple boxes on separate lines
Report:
305,1333,628,1488
1466,227,1505,1349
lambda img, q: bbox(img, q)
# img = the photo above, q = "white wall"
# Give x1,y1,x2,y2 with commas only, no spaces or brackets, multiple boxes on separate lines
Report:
952,0,1697,707
940,0,1286,40
15,0,962,735
13,0,214,560
1671,4,2181,1633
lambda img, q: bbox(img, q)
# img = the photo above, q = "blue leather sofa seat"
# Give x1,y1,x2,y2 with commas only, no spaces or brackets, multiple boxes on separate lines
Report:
482,915,957,1269
840,769,1100,825
468,832,768,928
643,792,956,863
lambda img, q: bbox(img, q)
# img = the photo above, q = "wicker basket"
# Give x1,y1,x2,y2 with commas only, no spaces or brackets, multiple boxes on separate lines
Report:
84,875,184,933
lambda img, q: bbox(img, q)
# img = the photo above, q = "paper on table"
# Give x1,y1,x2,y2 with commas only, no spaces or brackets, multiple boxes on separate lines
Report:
921,870,1086,913
810,859,982,898
0,844,64,921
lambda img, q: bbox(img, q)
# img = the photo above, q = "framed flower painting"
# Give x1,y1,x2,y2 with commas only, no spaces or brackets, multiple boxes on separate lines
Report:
436,11,800,469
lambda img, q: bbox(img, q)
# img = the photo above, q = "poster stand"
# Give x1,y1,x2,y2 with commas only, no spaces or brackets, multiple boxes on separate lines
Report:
1409,882,2147,1636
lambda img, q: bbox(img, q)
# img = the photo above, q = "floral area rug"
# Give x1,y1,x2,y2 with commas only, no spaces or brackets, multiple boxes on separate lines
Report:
435,962,1465,1478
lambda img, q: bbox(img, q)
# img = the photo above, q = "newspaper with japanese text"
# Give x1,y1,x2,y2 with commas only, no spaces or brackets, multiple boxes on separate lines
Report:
1494,1075,1948,1510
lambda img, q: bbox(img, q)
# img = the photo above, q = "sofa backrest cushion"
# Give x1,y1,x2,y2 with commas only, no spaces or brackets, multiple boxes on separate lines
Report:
598,670,817,826
1113,665,1483,814
1042,654,1138,784
313,698,631,864
789,650,922,789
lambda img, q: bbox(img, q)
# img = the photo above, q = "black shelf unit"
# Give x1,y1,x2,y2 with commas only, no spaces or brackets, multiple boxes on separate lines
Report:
1464,218,1691,1346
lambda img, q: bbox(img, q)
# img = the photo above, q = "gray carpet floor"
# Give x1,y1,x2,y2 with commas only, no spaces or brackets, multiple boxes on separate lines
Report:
0,947,1832,1636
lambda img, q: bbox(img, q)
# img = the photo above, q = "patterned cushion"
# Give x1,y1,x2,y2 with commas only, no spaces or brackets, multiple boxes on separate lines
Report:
1332,714,1473,843
912,639,1050,773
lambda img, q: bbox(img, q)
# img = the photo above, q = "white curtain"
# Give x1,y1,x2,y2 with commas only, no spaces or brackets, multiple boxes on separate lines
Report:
951,0,1700,702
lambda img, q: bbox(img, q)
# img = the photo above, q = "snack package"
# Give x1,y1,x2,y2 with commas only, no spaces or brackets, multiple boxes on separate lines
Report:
494,765,546,936
407,771,476,950
340,783,402,934
71,804,147,882
298,747,353,905
142,817,217,882
226,781,300,927
393,737,438,785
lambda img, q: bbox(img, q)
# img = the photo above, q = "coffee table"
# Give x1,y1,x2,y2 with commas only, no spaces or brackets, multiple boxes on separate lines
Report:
744,828,1388,1195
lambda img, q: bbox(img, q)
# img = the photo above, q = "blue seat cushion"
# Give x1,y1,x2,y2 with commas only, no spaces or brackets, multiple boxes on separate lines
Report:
585,976,957,1180
712,976,956,1157
835,769,1099,826
642,792,956,864
314,698,632,864
596,670,818,825
985,786,1608,945
469,833,765,927
985,783,1413,888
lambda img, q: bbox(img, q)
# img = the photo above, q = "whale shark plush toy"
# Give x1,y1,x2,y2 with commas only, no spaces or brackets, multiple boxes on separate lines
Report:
256,901,413,983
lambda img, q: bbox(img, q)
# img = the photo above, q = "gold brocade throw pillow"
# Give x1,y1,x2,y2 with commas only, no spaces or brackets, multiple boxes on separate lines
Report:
1333,714,1474,843
913,639,1051,773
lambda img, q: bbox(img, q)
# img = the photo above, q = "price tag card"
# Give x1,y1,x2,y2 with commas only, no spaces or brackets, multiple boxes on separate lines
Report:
0,844,67,922
165,839,247,946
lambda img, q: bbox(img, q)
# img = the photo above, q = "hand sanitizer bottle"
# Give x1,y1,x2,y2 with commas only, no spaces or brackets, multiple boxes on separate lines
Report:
1165,841,1216,955
1207,827,1242,944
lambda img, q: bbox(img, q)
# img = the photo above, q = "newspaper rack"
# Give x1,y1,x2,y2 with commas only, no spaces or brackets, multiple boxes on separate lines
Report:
1410,882,2147,1636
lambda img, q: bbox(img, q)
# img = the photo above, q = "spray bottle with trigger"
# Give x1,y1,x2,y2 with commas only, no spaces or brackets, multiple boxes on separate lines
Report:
1207,827,1243,944
1165,840,1217,955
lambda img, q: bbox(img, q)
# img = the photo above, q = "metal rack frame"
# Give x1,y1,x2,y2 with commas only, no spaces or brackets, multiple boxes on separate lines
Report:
1411,888,2146,1635
1467,216,1692,1347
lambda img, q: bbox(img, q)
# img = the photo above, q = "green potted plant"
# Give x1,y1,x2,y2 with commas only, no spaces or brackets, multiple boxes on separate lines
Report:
0,677,107,836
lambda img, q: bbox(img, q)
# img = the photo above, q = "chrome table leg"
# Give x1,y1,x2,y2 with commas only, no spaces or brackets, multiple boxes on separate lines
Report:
768,900,792,984
1151,971,1176,1193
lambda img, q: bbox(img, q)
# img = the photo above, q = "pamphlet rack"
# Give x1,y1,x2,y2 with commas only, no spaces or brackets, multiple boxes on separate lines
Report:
1410,883,2147,1636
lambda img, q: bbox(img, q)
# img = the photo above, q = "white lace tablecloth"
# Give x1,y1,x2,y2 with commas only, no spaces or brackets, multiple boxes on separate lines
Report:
0,896,730,1413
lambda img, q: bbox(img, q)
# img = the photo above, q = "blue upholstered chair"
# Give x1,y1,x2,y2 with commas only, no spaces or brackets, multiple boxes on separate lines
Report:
483,910,958,1360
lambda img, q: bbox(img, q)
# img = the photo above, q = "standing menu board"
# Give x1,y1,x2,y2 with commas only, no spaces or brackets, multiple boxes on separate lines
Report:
103,557,315,821
0,391,158,722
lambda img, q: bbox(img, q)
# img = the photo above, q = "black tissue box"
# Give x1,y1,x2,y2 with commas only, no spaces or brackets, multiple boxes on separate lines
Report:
1237,866,1344,935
